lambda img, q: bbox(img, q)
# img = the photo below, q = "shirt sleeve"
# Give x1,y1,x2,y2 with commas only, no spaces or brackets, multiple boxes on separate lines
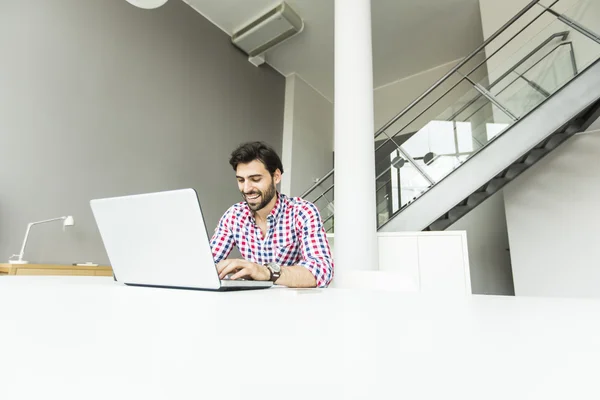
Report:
296,202,334,288
210,207,235,264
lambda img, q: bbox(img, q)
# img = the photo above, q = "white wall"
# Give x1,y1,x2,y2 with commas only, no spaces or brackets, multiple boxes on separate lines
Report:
504,129,600,298
478,0,600,298
281,74,334,197
447,190,514,295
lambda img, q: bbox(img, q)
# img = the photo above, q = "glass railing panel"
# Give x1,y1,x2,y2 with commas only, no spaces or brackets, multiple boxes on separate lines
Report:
488,70,548,119
375,151,433,226
481,4,600,118
520,42,577,93
323,215,334,234
302,172,334,230
475,4,559,87
302,172,333,203
547,0,600,38
374,69,466,134
376,172,394,226
396,85,503,182
381,77,477,140
312,184,334,226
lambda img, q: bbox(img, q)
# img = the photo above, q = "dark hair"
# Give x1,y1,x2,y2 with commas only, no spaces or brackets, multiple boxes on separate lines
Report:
229,141,284,175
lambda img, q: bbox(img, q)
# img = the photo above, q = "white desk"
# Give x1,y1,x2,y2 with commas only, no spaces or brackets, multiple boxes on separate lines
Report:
1,277,599,400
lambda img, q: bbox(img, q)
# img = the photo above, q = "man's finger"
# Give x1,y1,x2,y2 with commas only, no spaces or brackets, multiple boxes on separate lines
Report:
216,260,229,274
229,267,251,281
217,259,244,274
218,262,244,279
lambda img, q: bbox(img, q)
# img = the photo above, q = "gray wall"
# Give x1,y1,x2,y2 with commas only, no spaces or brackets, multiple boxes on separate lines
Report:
447,190,515,296
0,0,284,264
504,130,600,298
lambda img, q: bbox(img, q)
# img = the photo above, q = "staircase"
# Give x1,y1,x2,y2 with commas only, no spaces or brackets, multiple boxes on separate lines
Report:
300,0,600,233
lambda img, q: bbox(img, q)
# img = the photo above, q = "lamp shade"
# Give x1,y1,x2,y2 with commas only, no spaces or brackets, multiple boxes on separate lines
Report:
125,0,169,9
63,216,75,227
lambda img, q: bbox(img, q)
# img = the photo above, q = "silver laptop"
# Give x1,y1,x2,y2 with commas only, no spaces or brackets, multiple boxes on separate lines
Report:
90,188,272,291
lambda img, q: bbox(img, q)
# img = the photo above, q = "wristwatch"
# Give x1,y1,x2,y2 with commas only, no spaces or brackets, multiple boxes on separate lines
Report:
264,262,281,282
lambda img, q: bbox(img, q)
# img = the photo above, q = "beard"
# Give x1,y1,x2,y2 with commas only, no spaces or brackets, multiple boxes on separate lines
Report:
243,181,277,212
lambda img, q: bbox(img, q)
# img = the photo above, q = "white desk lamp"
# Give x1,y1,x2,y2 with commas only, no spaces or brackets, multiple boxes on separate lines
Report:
8,216,75,264
125,0,169,9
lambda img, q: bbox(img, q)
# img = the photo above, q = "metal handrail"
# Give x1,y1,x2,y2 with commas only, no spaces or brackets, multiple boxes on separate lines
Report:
301,169,334,199
373,0,542,138
488,31,569,92
447,33,571,121
540,4,600,44
372,0,559,155
377,1,597,155
454,41,576,123
369,42,578,202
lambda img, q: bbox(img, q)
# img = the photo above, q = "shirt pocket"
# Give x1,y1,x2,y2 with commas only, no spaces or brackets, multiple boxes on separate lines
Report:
274,232,297,262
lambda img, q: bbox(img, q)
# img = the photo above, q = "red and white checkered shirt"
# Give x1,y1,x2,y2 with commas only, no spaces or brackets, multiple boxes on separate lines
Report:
210,193,334,287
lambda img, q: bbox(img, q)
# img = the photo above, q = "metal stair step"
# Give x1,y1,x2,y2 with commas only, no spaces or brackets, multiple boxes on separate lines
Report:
525,148,547,165
429,218,452,231
448,205,471,222
545,133,569,150
467,192,488,207
564,123,583,135
505,163,527,180
486,177,508,194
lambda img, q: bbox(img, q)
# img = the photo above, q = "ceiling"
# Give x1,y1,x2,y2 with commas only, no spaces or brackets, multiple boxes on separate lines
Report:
184,0,484,101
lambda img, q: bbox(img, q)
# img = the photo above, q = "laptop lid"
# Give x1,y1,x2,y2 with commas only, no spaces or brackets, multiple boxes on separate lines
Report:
90,188,221,290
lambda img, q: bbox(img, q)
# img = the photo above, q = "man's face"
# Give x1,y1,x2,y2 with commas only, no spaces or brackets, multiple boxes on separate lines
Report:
236,160,281,212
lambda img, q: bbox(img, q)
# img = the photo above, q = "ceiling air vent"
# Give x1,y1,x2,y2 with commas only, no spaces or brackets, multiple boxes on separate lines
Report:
231,2,304,66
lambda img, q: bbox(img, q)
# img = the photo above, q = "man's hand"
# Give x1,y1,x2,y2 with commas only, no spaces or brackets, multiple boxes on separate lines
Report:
217,259,270,281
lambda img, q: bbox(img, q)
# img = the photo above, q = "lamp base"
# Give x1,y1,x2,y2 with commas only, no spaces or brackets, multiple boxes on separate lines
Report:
8,260,29,264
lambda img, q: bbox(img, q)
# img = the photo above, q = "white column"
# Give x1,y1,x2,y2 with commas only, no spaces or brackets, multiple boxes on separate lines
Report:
280,75,296,196
333,0,378,277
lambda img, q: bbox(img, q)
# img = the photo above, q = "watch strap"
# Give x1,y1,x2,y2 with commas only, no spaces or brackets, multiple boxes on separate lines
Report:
265,263,281,282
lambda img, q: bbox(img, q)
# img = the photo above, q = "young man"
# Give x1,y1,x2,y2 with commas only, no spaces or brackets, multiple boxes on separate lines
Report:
210,141,334,288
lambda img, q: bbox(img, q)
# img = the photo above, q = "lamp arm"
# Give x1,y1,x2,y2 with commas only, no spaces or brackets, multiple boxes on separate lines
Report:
16,217,68,260
16,223,33,261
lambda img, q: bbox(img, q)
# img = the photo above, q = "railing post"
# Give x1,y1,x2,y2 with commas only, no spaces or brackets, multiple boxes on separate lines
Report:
461,73,519,121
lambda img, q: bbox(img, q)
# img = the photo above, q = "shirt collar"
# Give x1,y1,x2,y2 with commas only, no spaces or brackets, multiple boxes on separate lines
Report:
268,192,285,222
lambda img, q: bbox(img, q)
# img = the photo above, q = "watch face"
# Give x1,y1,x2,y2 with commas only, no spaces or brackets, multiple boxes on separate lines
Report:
269,262,281,273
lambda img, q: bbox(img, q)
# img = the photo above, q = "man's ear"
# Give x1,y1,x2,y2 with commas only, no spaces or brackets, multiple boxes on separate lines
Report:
273,169,282,185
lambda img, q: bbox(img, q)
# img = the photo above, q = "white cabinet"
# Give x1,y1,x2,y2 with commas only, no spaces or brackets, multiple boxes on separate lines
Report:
327,231,471,294
416,234,471,295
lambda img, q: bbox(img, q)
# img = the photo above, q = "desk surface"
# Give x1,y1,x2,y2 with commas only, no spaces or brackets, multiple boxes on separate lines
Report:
1,276,599,400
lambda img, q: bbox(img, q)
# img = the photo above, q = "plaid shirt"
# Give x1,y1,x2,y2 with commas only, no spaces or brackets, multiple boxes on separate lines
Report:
210,193,334,287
